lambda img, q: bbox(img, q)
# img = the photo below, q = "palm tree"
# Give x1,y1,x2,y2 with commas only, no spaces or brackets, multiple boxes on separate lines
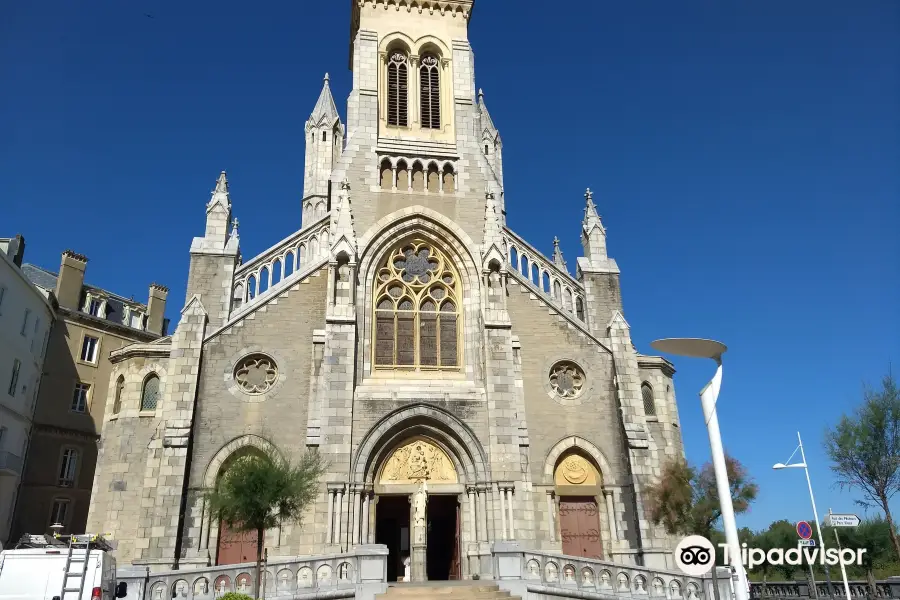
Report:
206,445,327,598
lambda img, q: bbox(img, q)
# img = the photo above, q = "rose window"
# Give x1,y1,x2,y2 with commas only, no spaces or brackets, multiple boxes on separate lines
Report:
550,361,585,399
234,354,278,395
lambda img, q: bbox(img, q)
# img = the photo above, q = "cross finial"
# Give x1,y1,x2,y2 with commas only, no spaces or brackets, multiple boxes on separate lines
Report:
585,188,593,202
230,217,239,237
486,191,495,200
341,178,351,191
553,236,560,247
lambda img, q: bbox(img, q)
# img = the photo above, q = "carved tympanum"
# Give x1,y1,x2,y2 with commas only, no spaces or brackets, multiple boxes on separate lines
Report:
379,438,458,484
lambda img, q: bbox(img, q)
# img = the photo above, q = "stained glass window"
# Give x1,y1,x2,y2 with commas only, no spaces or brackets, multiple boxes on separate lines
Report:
373,240,461,370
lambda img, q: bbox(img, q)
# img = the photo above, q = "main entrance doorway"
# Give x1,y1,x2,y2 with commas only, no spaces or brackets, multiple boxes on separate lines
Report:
559,497,603,560
426,495,461,580
216,520,259,565
375,496,411,582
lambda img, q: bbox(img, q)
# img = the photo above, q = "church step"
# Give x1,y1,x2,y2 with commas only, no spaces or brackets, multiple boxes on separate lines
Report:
375,588,518,600
377,584,519,599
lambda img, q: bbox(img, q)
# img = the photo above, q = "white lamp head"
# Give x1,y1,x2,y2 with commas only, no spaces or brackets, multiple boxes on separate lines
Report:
650,338,727,361
772,463,786,470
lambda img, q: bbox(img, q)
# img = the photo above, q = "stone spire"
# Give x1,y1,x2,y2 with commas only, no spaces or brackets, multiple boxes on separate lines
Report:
309,73,341,128
581,188,608,263
207,171,230,213
330,179,357,258
481,191,505,267
304,74,344,222
552,237,568,273
202,171,232,248
477,89,504,187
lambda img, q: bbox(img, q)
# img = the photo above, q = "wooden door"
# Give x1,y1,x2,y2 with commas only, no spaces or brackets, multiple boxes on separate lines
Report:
559,497,603,560
217,520,259,565
448,502,461,580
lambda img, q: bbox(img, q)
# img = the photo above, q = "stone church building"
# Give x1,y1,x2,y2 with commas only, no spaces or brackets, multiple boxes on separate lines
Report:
86,0,686,580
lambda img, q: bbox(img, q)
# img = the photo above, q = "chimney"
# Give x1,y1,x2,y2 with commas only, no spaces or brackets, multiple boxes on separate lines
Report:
56,250,88,310
147,283,169,336
5,234,25,267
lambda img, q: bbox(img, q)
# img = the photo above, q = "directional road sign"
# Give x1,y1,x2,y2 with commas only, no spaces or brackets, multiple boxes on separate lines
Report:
826,514,860,527
796,521,813,539
798,539,816,547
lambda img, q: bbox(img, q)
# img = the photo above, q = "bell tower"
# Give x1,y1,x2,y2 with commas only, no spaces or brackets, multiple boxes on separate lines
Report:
347,0,475,144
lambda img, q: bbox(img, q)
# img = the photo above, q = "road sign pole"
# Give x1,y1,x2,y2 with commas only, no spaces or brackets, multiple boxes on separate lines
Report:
830,510,853,600
798,432,834,599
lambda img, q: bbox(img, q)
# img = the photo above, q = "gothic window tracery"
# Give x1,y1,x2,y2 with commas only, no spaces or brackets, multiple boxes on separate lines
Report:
420,54,441,129
387,51,409,127
373,240,461,370
234,354,279,395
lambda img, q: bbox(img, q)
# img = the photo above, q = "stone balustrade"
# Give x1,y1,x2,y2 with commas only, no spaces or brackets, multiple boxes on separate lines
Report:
503,228,587,322
750,579,900,599
231,216,330,315
117,546,388,600
491,543,709,600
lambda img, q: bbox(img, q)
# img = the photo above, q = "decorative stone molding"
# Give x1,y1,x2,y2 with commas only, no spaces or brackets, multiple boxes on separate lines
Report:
224,346,289,404
203,435,281,489
543,436,615,486
541,355,593,407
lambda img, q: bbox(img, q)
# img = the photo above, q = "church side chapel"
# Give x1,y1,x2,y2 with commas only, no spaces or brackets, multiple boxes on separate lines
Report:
86,0,687,579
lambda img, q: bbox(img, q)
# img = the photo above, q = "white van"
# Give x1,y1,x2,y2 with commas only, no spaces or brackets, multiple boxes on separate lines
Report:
0,535,127,600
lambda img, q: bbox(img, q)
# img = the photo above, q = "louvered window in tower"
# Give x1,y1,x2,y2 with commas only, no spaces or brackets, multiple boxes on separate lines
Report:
387,52,409,127
420,55,441,129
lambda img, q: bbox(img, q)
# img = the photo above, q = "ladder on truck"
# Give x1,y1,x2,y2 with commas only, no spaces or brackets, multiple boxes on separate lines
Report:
57,534,114,600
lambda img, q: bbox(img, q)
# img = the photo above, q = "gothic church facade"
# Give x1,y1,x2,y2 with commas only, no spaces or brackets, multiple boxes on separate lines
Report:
87,0,686,579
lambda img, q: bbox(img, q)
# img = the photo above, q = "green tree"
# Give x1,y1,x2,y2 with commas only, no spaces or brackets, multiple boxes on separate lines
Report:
647,455,759,538
823,516,894,594
824,374,900,561
206,446,327,599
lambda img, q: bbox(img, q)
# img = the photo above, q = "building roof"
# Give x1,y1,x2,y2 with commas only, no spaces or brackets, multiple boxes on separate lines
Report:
22,263,150,332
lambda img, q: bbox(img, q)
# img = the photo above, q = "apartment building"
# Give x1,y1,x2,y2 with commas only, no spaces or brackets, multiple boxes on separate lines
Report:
0,235,55,549
11,249,168,539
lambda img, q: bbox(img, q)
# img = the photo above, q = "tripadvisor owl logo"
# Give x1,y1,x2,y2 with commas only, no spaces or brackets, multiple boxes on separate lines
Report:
674,536,716,576
674,535,869,574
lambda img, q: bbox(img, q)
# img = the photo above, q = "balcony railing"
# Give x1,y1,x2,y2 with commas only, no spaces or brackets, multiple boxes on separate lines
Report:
230,216,330,317
503,228,587,323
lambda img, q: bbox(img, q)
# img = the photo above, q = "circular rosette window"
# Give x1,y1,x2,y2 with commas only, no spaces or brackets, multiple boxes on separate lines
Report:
549,361,586,399
234,354,279,395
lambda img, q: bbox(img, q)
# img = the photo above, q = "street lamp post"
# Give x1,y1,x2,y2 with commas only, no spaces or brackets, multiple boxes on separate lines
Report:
773,432,835,599
651,338,750,600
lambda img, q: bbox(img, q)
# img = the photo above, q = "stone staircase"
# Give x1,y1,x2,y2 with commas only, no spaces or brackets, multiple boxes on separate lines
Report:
377,582,521,600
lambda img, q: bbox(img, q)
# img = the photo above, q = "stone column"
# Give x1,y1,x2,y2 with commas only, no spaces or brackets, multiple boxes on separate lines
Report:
467,487,477,542
325,488,335,544
506,485,515,539
546,491,556,543
498,483,507,540
361,491,370,544
604,489,619,541
335,487,344,549
411,487,427,583
350,487,360,545
478,487,489,542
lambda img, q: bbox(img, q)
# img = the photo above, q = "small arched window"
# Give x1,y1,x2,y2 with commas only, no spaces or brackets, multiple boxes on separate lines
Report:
141,374,160,411
322,131,327,141
387,51,409,127
641,382,656,416
112,375,124,415
420,54,441,129
373,240,461,370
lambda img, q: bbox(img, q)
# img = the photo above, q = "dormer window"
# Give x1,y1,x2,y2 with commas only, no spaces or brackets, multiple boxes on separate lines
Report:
387,51,409,127
420,54,441,130
88,298,102,317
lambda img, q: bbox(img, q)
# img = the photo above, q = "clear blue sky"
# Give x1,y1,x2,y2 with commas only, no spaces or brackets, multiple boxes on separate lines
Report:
2,1,898,533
